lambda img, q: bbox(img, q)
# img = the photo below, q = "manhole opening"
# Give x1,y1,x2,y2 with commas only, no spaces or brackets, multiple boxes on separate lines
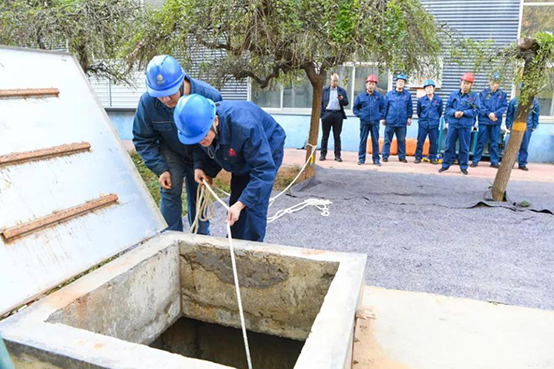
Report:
150,316,305,369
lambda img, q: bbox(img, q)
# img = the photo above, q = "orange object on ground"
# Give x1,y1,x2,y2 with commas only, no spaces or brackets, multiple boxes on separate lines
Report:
368,138,430,156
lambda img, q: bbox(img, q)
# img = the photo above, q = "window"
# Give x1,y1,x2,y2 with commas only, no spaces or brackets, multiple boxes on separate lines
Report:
252,82,281,108
353,67,389,97
283,80,313,108
521,1,554,36
537,84,554,116
250,65,390,113
521,0,554,117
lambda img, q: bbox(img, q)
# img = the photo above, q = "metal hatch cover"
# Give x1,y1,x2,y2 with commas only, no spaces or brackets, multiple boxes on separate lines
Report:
0,46,167,316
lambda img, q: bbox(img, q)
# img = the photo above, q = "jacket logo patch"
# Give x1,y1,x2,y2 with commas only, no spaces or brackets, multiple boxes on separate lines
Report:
228,148,237,157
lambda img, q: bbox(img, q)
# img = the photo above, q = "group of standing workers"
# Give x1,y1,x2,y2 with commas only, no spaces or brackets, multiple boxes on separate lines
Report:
133,55,285,243
132,54,540,242
325,72,540,174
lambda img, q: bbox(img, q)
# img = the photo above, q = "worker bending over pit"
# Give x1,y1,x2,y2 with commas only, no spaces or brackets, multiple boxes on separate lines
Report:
133,55,222,234
173,94,286,242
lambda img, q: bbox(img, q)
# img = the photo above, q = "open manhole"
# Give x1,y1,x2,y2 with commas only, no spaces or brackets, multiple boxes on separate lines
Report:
0,46,366,369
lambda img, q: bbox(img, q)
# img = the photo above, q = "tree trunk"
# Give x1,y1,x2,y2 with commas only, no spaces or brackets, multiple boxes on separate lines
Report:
491,37,540,201
302,63,326,181
491,97,534,201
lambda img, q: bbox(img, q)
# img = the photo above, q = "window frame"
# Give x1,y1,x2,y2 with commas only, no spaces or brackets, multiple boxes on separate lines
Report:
518,0,554,121
248,62,391,116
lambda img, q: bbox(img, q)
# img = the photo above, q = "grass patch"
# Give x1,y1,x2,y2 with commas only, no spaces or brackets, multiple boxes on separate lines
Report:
130,151,302,216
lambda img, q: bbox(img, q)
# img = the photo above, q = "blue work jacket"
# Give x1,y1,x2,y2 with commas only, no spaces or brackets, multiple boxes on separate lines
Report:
445,90,479,128
320,86,349,119
384,89,413,127
506,98,540,130
353,90,385,125
195,101,286,209
416,94,443,129
478,88,508,126
132,75,222,176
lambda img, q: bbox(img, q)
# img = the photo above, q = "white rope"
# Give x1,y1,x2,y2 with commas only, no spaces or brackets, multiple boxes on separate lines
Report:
190,184,215,234
192,143,331,230
187,144,328,369
267,198,332,223
200,179,253,369
268,143,317,208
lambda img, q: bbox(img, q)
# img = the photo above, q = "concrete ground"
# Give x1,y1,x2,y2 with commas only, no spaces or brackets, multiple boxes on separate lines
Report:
353,286,554,369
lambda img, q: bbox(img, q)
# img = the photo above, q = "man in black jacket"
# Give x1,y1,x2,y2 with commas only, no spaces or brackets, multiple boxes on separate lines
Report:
320,73,349,162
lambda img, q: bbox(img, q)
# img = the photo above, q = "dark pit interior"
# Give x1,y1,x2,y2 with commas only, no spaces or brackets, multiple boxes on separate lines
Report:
150,317,305,369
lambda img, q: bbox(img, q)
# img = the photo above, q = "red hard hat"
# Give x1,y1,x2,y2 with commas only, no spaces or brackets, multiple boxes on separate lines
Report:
461,72,475,83
366,74,379,83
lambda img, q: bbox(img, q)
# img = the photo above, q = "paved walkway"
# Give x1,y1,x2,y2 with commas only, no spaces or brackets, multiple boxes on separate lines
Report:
282,148,554,183
123,140,553,183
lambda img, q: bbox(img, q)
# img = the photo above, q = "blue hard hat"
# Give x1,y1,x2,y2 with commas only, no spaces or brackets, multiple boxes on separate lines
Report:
423,79,435,88
396,73,408,81
174,94,217,145
491,72,501,81
146,55,185,97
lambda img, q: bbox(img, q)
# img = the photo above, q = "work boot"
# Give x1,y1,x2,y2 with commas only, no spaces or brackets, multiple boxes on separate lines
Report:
383,157,388,162
319,155,326,161
335,157,342,162
414,158,421,164
519,165,529,171
470,162,478,168
400,158,408,163
438,167,448,173
357,160,364,165
490,163,499,168
430,159,438,165
374,162,382,167
461,169,468,175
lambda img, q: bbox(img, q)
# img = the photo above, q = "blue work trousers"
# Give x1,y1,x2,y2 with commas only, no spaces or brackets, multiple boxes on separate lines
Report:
518,128,534,167
229,174,269,242
358,123,380,163
415,126,439,160
473,125,501,165
382,126,407,160
506,128,534,167
442,126,471,170
160,147,209,234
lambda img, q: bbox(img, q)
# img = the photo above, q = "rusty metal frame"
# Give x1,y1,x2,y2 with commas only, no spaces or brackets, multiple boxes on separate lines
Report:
0,88,60,98
1,194,119,242
0,142,91,167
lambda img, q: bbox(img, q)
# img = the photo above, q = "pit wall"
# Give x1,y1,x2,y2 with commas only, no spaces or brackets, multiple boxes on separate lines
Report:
47,245,181,345
45,237,338,344
178,238,338,341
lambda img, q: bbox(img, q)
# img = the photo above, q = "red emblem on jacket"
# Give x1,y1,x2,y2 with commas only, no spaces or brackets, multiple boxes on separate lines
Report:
228,148,237,157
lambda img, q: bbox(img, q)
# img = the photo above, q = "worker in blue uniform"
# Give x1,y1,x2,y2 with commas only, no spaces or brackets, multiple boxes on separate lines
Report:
415,79,443,164
382,73,413,163
506,96,540,171
439,72,478,175
133,55,222,233
353,74,385,166
471,72,508,168
174,94,286,242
